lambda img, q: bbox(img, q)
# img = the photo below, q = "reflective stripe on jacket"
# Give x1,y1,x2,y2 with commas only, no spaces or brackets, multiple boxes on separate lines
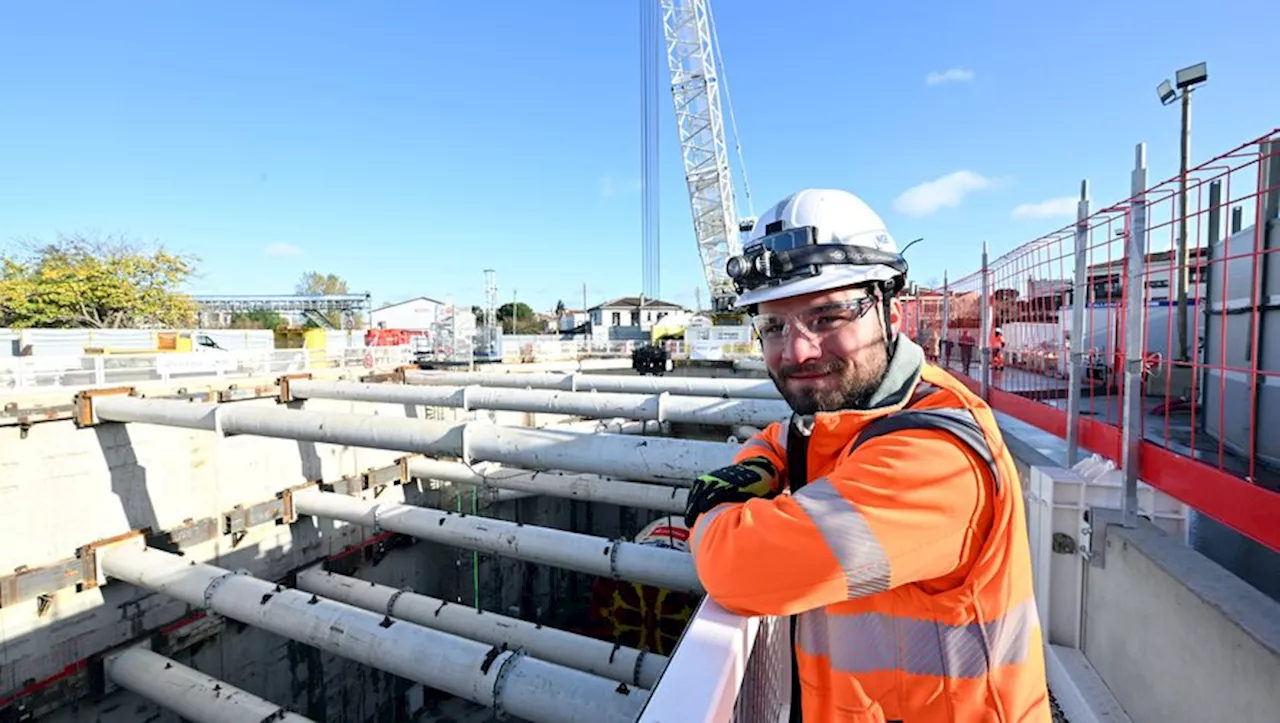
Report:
690,362,1050,722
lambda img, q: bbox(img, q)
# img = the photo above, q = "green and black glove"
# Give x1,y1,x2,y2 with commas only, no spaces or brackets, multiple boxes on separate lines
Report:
684,456,779,528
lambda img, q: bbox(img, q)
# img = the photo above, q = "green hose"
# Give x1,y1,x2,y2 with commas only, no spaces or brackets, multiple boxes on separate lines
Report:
471,486,480,610
454,486,464,604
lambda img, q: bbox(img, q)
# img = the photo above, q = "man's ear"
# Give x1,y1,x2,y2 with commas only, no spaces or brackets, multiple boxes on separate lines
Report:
886,295,903,334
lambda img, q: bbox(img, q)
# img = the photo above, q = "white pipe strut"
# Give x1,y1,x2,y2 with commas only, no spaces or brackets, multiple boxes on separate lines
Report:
727,424,764,444
407,458,688,513
292,490,702,594
404,370,782,399
543,419,615,432
91,397,737,484
542,418,666,435
462,487,537,504
595,419,669,435
295,568,669,689
101,546,648,723
105,647,315,723
286,379,792,428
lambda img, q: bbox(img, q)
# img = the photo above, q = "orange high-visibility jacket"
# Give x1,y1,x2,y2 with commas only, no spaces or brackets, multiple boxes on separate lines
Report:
690,363,1050,722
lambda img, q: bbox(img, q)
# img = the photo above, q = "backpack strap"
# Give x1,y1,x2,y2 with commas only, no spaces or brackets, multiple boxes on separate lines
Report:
847,407,1001,491
784,413,813,494
783,413,812,723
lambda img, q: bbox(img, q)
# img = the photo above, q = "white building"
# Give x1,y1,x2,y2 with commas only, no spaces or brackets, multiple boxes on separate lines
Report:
557,309,591,333
588,296,686,339
1084,247,1209,304
369,296,445,330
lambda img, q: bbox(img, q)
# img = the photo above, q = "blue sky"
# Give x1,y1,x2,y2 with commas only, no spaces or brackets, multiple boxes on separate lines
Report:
2,0,1276,314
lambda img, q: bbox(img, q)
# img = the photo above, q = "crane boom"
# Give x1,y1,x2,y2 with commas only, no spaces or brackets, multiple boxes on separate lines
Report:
658,0,743,314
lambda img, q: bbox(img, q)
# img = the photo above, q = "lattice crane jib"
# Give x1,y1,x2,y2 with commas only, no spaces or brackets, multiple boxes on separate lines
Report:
659,0,742,313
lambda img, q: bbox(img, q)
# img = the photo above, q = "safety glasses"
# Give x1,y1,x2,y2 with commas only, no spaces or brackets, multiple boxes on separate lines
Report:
751,297,878,344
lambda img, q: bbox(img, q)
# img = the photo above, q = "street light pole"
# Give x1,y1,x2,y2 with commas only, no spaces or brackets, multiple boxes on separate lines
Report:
1157,62,1207,363
1175,86,1193,362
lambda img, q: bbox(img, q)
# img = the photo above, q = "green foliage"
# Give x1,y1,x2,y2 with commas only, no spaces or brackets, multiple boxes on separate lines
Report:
498,301,542,334
295,271,350,328
230,309,287,329
295,271,349,296
0,234,198,328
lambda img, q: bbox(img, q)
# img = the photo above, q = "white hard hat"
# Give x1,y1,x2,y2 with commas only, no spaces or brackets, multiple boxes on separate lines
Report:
728,189,907,308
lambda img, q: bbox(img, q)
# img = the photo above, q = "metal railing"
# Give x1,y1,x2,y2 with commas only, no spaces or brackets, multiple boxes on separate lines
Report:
0,346,414,393
638,599,790,722
0,338,775,394
647,129,1279,723
905,129,1280,553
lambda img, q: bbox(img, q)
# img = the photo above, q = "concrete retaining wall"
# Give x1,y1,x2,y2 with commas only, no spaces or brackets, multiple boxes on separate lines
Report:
1082,519,1280,723
1000,423,1280,723
0,388,641,722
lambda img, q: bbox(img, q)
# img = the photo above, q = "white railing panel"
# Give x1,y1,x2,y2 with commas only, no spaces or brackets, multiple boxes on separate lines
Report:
639,598,790,723
0,346,417,393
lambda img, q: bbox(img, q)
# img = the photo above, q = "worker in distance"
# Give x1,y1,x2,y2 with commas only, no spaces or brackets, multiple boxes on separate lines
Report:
682,189,1052,722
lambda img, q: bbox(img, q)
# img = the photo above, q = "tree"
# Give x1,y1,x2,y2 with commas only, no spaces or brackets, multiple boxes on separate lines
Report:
296,271,349,296
498,301,542,334
230,309,287,329
295,271,349,328
0,234,197,328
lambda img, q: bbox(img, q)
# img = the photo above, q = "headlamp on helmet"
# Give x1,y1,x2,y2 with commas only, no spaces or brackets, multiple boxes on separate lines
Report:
725,224,909,297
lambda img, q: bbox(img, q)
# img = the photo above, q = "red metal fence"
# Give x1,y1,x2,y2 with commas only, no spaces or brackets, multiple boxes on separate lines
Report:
907,130,1280,553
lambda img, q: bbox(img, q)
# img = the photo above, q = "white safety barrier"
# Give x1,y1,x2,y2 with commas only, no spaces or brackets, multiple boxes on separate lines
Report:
0,346,413,392
638,599,791,722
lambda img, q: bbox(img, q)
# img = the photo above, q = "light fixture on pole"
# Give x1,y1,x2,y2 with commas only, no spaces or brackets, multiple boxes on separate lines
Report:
1156,61,1207,363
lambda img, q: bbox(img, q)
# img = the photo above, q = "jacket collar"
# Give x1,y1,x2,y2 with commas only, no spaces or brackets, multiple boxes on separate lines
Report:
861,335,925,411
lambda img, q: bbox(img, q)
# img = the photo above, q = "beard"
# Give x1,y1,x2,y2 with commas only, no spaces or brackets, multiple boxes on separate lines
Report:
768,342,889,415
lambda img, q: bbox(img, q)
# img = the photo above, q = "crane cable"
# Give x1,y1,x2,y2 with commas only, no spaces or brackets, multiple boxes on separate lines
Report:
640,0,661,299
706,0,754,220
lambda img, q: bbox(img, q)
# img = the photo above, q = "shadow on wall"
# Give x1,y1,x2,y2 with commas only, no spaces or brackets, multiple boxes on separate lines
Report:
1189,514,1280,602
96,424,160,534
7,425,468,723
0,515,462,722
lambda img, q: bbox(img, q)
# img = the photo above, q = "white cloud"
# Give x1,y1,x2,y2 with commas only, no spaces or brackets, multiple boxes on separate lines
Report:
600,174,643,198
925,67,974,86
1011,197,1077,220
265,242,302,256
893,170,993,217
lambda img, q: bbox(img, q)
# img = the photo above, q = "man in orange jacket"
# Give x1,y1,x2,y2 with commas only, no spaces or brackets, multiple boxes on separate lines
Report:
684,189,1051,722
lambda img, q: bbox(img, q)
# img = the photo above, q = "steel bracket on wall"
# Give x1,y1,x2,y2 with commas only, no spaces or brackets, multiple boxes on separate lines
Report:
4,462,402,606
275,372,313,404
72,386,137,428
224,490,298,546
364,462,402,490
153,485,311,551
0,530,147,609
1084,506,1126,569
321,475,367,496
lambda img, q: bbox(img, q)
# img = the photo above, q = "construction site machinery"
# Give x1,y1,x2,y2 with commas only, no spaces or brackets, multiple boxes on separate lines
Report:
657,0,755,325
